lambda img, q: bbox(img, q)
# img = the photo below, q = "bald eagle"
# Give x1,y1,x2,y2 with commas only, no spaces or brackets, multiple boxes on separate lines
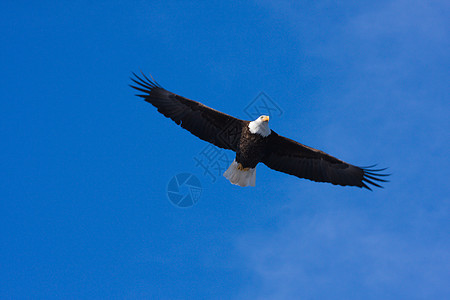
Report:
130,73,388,190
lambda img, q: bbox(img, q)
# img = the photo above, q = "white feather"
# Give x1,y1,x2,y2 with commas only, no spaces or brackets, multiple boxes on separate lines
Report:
223,159,256,187
248,117,271,137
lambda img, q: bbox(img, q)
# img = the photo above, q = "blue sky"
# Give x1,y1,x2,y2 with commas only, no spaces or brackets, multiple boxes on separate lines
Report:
1,0,449,299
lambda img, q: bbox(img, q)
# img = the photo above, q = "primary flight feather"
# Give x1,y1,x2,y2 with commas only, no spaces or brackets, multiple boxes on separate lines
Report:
130,73,388,190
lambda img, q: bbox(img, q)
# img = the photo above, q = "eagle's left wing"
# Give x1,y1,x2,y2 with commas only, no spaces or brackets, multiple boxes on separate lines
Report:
262,131,388,190
130,73,245,151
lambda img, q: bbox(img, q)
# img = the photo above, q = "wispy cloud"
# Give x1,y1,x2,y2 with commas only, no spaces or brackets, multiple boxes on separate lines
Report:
236,205,449,299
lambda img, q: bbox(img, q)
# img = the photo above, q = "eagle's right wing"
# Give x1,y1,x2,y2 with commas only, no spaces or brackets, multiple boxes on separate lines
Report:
130,73,245,151
262,131,389,190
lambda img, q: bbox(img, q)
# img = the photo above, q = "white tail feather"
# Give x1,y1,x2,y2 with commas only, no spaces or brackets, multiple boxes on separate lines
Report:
223,160,256,187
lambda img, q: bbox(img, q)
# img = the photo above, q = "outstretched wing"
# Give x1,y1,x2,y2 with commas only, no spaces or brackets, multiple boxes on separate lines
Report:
262,131,389,190
130,73,245,151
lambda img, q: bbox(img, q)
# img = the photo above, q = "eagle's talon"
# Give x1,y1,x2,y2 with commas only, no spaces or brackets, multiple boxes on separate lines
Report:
237,163,249,171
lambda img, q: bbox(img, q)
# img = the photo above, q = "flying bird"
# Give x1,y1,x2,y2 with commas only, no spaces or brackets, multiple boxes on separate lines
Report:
130,73,388,190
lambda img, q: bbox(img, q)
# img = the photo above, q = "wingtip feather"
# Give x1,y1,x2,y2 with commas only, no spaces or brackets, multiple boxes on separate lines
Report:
357,165,390,190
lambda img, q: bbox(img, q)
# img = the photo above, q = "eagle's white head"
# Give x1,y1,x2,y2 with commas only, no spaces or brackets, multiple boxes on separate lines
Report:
248,115,271,137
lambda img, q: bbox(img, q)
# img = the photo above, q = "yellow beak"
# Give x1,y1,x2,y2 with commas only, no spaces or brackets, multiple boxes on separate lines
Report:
262,116,270,122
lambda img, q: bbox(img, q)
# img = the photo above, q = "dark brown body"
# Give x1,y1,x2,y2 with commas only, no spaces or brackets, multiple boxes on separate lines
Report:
235,124,270,168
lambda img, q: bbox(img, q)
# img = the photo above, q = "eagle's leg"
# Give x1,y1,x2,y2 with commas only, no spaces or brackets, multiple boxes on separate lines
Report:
237,163,250,171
